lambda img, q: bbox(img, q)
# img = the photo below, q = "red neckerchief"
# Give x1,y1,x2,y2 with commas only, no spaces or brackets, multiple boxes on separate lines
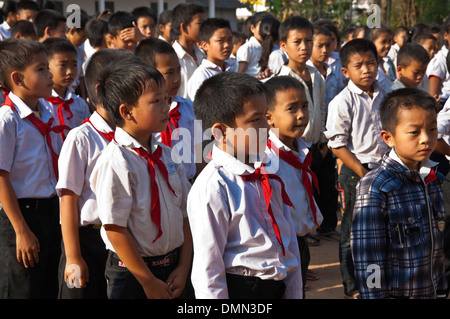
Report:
268,139,320,228
3,95,70,180
160,103,181,147
83,118,115,142
132,146,176,243
46,96,74,141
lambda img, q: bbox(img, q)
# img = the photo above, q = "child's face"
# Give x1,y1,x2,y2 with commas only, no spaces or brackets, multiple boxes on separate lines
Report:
137,16,156,38
159,22,172,42
373,32,391,58
281,28,313,65
129,81,170,136
185,13,205,43
19,52,54,99
48,51,78,92
342,51,378,92
251,21,263,43
381,106,437,171
311,33,332,64
67,29,87,47
266,87,309,147
397,60,427,88
17,9,38,22
421,39,437,59
109,33,136,51
201,28,233,65
232,38,245,56
155,53,181,98
50,21,68,39
394,31,408,47
224,93,269,159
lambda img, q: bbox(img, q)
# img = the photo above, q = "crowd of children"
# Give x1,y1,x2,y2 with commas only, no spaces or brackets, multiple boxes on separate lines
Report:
0,0,449,300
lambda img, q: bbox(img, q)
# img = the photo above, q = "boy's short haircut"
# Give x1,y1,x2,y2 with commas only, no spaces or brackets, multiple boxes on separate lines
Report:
279,16,313,43
71,9,89,31
314,19,340,44
379,88,437,133
193,72,267,132
2,1,17,16
412,33,436,46
396,43,430,68
199,18,231,43
134,37,176,68
16,0,40,13
43,37,77,59
232,31,246,44
107,11,136,37
96,60,165,126
34,9,66,39
84,49,140,106
158,9,172,26
171,3,204,40
264,76,305,111
132,6,157,23
85,18,108,48
365,24,392,42
10,20,36,38
313,25,332,38
340,38,378,68
393,26,408,37
0,38,47,90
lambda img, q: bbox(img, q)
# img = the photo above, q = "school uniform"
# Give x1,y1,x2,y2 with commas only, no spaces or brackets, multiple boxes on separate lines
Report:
391,78,407,91
268,45,288,75
42,88,91,153
56,111,115,299
187,144,303,299
236,36,262,77
90,127,191,299
225,53,238,72
0,92,63,298
172,40,205,99
376,59,395,94
325,79,388,297
388,43,400,68
187,59,232,101
264,130,323,294
0,20,11,41
427,46,450,102
154,95,200,180
324,51,347,114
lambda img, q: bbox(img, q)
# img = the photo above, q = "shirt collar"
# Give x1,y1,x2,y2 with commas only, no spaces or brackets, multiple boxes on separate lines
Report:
200,58,231,71
52,87,75,100
8,92,49,120
388,148,439,182
268,129,310,162
347,79,380,97
114,127,158,154
89,111,114,133
248,36,262,48
211,144,256,175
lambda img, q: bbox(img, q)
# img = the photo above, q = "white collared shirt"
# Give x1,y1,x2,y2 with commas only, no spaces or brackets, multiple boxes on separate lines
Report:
154,95,201,180
325,79,389,167
438,98,450,160
278,65,326,144
388,148,438,182
90,127,191,257
172,40,205,99
236,36,262,77
186,59,232,101
268,45,288,75
0,92,57,198
187,144,303,299
388,43,400,68
391,78,407,91
56,111,114,226
426,46,450,99
42,88,91,153
0,21,11,41
264,130,323,236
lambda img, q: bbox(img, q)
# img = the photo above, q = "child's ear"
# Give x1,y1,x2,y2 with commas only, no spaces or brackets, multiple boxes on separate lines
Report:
119,103,133,122
396,65,403,76
341,67,350,79
10,71,23,87
199,41,208,53
44,26,53,38
266,110,275,127
380,130,395,148
105,34,116,49
280,41,287,52
211,123,226,142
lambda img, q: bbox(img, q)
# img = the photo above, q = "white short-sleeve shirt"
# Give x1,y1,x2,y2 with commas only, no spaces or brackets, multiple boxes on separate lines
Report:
426,46,450,99
236,36,262,77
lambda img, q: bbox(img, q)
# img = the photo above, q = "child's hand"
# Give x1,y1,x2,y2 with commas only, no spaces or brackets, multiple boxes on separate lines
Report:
120,22,146,43
16,228,40,268
143,276,174,299
64,257,89,288
166,267,188,298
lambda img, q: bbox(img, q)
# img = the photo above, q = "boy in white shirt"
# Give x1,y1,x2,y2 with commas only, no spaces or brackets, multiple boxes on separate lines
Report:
41,38,91,153
0,1,17,41
187,18,233,101
264,76,323,297
0,39,65,298
56,49,137,299
171,3,205,99
325,38,389,299
90,60,192,299
188,71,302,299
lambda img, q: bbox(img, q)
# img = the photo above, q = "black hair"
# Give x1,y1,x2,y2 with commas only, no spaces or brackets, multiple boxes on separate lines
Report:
353,25,368,39
84,49,140,107
10,19,36,38
42,37,77,59
313,25,332,38
158,9,172,26
242,16,252,39
408,23,431,42
314,19,340,44
379,88,437,133
279,16,313,43
34,9,66,39
439,16,450,49
96,60,165,127
107,11,136,37
0,38,47,90
199,17,231,43
171,3,204,40
365,24,392,42
193,72,267,132
396,43,430,68
132,6,157,23
16,0,40,13
393,26,408,37
85,18,108,48
70,9,89,31
342,24,356,42
264,76,305,111
412,33,437,46
232,31,246,44
258,16,280,72
134,37,176,68
339,38,378,68
1,1,17,22
250,11,271,28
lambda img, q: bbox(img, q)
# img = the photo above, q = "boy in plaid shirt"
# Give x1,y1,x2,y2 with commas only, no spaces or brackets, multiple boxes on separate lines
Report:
351,88,447,299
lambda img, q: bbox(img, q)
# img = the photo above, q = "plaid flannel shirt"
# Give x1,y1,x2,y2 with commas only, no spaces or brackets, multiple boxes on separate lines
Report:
351,153,447,299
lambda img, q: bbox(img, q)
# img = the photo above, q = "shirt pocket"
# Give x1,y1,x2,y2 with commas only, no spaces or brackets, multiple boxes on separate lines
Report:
388,205,424,250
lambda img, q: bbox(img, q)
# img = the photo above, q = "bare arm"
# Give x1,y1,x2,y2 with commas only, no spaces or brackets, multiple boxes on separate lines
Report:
435,138,450,157
331,147,369,178
237,61,248,73
429,76,442,101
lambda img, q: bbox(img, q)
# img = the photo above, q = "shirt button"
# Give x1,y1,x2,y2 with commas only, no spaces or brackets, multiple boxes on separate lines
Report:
408,217,414,224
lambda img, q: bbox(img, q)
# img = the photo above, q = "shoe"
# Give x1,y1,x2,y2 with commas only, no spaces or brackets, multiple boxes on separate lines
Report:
317,231,341,242
305,234,320,246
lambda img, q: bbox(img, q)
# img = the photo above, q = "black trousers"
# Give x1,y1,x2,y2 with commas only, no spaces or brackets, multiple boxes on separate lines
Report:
226,273,286,299
0,196,61,299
